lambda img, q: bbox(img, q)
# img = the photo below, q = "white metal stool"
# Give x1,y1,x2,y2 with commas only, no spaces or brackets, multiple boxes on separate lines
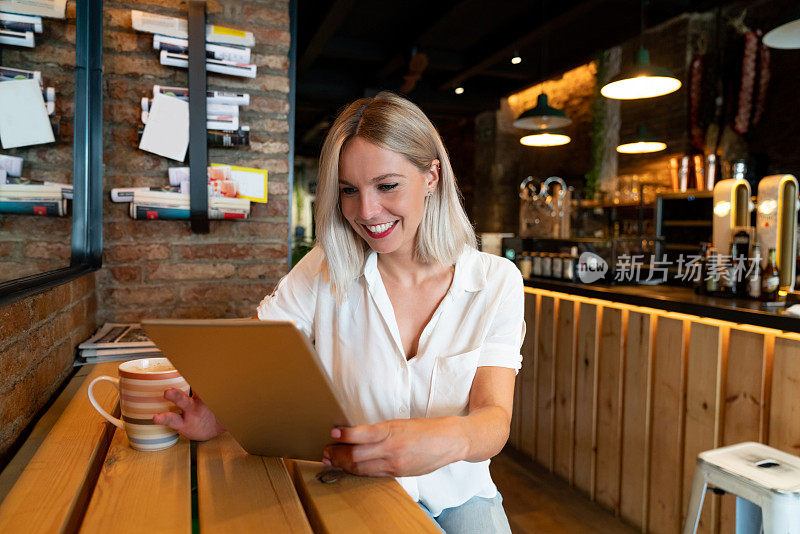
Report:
683,442,800,534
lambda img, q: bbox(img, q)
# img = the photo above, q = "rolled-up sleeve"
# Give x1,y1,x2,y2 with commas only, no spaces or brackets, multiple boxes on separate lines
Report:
478,262,526,372
256,246,322,340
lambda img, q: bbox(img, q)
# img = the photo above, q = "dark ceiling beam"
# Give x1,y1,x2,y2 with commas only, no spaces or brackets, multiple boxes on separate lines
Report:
439,0,607,91
481,68,538,81
298,0,359,74
377,0,476,80
322,36,385,62
297,78,497,116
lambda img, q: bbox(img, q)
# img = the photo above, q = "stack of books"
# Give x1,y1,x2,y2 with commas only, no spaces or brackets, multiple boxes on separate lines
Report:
0,0,67,44
110,164,255,220
0,11,41,47
138,85,250,148
77,323,161,365
131,10,256,79
0,155,71,216
128,190,250,220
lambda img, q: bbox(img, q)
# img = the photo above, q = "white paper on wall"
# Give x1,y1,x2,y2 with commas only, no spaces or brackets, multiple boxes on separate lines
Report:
138,92,189,162
0,79,55,149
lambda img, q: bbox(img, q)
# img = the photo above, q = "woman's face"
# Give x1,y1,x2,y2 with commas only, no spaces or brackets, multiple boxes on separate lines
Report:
338,136,438,257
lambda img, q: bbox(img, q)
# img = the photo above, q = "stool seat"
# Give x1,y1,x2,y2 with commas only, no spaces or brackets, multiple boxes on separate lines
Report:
699,442,800,494
684,442,800,534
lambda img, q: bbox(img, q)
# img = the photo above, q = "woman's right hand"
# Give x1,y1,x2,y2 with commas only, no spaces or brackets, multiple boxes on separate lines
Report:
153,388,226,441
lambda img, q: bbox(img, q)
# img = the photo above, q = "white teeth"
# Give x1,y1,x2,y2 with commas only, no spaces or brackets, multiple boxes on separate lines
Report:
365,221,394,234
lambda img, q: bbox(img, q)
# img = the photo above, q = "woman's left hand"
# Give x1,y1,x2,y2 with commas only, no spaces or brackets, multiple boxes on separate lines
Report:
323,417,468,477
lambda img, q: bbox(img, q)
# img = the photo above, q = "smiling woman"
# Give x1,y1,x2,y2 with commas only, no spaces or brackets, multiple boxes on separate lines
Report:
316,92,476,301
155,92,525,534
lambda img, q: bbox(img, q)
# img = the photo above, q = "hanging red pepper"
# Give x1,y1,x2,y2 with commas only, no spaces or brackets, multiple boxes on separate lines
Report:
752,32,770,126
689,53,704,152
734,30,758,135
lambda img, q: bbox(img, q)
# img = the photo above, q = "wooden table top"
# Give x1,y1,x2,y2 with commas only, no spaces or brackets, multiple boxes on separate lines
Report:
0,363,439,533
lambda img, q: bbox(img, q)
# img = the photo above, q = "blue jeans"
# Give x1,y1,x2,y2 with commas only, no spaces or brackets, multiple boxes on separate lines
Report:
418,494,512,534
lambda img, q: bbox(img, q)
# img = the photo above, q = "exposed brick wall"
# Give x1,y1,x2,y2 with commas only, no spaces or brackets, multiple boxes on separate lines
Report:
617,15,692,175
99,0,292,322
0,2,77,282
473,63,597,233
0,273,97,461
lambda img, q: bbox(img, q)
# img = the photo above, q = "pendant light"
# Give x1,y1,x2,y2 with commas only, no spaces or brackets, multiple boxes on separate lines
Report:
616,124,666,154
520,131,571,147
764,11,800,49
601,0,681,100
515,0,571,145
513,93,572,130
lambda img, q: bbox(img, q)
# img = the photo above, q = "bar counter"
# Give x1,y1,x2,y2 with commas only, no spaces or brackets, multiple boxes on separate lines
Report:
524,278,800,333
509,279,800,534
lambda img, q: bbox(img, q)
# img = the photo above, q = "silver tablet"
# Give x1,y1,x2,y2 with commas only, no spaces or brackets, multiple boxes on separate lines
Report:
141,318,353,460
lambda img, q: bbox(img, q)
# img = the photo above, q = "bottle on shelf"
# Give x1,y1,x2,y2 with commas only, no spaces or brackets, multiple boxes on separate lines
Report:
518,252,532,279
552,252,563,279
532,252,542,277
694,242,708,295
748,244,762,300
705,246,720,295
566,246,579,282
762,248,780,301
542,253,553,278
725,242,739,296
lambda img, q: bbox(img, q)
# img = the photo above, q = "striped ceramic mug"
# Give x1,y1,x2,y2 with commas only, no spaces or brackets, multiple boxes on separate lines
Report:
87,358,190,451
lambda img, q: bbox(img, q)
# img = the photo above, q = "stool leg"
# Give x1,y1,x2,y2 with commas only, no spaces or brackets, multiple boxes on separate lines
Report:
683,467,708,534
734,497,762,534
761,500,800,534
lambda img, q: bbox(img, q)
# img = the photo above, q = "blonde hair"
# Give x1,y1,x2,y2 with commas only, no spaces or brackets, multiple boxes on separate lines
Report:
315,91,476,299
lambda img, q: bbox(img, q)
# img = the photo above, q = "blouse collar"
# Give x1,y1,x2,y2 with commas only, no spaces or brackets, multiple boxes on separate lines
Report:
362,246,487,293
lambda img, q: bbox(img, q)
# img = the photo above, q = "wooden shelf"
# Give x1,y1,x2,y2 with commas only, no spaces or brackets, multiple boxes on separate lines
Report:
662,220,712,227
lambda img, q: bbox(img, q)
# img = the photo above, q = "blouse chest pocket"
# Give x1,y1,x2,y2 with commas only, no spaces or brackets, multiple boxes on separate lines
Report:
425,347,482,418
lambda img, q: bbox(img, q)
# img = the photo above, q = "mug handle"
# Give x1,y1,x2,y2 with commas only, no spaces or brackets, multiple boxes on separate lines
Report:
87,376,124,429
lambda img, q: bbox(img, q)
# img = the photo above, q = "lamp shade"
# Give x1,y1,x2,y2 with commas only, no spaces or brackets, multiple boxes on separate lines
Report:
617,124,666,153
764,18,800,49
520,131,571,147
513,93,572,130
601,46,681,100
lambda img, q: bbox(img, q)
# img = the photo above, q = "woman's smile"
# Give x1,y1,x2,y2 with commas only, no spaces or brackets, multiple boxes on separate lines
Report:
363,220,399,238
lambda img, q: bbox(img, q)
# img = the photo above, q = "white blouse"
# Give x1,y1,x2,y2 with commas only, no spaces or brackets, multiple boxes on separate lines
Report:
256,245,525,516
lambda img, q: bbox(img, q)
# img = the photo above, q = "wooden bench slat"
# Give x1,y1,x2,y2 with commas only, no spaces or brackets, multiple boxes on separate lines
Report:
79,429,191,533
289,460,441,533
197,433,312,533
0,363,119,534
0,365,95,502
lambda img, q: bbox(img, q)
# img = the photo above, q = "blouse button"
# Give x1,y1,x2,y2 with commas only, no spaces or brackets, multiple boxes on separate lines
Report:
399,405,408,416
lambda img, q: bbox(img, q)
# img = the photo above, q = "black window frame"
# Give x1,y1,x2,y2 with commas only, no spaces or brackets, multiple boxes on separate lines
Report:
0,0,103,307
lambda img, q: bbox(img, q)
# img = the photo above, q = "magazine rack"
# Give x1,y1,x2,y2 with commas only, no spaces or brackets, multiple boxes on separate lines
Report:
188,0,209,233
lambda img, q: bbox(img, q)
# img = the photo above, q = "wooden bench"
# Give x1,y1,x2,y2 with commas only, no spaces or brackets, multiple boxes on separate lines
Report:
0,363,439,533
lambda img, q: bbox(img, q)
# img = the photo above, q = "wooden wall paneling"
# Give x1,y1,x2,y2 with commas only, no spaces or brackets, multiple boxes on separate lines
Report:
519,291,539,458
536,295,558,470
768,336,800,455
682,321,727,534
595,306,627,513
759,335,775,445
719,328,769,533
554,298,578,481
648,315,689,534
620,311,654,530
573,302,600,497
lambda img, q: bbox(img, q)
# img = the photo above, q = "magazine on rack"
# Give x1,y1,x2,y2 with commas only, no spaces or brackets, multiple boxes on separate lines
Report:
78,323,157,350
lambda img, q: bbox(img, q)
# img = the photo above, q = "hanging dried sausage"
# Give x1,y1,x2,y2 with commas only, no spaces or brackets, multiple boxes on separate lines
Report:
734,30,758,135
